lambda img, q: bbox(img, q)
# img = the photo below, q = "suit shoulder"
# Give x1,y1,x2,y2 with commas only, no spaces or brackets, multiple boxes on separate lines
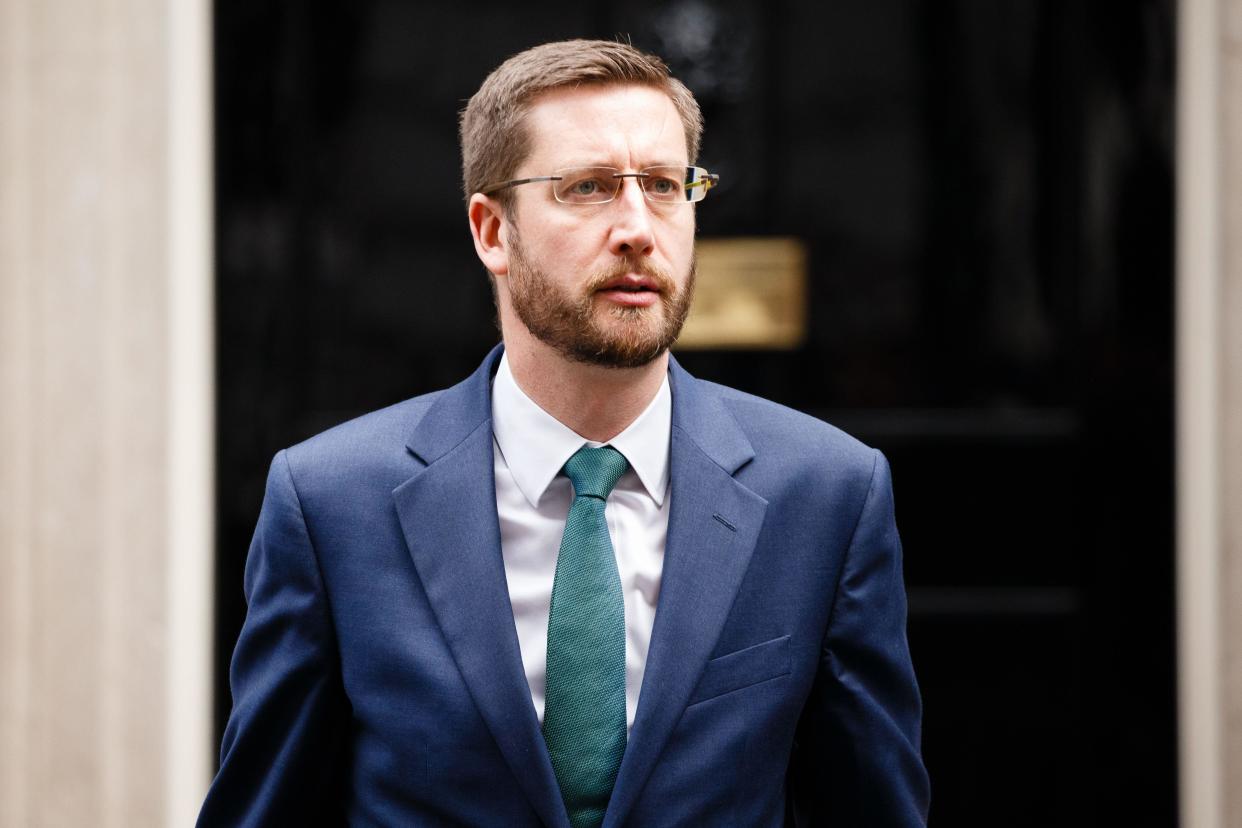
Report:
698,380,879,473
280,390,445,484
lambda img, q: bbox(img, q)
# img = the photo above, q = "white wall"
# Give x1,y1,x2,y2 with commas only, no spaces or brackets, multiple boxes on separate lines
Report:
1178,0,1242,825
0,0,213,824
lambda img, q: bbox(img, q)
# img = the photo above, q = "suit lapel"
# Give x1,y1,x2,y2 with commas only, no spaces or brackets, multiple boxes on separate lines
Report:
392,346,568,828
604,358,768,827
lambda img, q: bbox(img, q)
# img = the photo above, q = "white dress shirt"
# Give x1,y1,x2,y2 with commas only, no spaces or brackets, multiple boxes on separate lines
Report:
491,353,670,731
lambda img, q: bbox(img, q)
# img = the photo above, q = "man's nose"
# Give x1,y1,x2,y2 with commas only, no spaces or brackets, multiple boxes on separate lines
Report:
606,177,655,258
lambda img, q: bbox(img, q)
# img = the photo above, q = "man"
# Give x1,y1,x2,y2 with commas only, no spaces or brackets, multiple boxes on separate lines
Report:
199,39,929,827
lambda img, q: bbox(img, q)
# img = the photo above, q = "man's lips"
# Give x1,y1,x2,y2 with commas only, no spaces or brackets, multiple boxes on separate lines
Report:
595,275,663,307
596,274,661,293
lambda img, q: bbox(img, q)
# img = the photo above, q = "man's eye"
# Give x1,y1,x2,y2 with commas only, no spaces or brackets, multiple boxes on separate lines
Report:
570,179,602,195
648,177,679,195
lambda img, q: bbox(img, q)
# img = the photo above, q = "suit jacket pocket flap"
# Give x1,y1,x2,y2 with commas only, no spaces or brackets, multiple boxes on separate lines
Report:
687,634,791,705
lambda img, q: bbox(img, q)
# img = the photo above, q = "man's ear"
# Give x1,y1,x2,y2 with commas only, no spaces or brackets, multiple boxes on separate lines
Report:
468,193,509,276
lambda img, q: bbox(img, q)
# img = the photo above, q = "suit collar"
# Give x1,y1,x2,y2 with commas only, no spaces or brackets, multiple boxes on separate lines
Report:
402,344,755,500
404,344,500,467
665,353,755,475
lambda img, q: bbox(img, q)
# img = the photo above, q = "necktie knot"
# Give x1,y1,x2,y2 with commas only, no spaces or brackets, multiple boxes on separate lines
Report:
563,445,628,501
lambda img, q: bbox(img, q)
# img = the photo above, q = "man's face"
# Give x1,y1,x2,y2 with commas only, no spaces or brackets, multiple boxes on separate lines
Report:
499,84,698,369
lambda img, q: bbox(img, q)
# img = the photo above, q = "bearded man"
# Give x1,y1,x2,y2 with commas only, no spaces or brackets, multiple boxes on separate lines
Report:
198,39,929,827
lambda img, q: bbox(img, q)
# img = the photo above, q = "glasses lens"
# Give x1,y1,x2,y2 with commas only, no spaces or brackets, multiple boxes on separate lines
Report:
637,167,684,202
553,168,620,204
641,166,713,203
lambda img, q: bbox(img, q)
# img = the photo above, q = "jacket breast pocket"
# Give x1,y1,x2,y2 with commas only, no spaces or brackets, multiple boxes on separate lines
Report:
687,634,791,706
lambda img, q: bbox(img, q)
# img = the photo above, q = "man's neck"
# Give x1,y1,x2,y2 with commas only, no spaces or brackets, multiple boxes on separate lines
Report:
502,336,669,444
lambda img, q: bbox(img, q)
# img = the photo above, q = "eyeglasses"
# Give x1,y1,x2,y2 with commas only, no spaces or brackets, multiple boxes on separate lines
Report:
481,166,720,205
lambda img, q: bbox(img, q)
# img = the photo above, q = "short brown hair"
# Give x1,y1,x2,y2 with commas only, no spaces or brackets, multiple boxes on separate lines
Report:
459,39,703,206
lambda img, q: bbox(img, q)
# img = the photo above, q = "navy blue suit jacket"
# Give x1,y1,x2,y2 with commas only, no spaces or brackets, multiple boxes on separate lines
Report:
199,347,929,826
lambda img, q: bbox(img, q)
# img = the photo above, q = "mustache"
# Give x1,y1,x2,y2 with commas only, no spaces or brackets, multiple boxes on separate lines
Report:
584,259,677,294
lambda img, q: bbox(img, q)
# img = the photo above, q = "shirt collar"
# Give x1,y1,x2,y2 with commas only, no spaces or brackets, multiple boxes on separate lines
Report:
491,352,671,509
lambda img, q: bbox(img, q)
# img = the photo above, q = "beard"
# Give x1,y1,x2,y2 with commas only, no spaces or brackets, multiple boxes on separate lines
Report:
504,226,695,369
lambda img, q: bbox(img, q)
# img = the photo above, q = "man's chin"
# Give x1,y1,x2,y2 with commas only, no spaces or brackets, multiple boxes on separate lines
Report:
551,327,673,370
572,350,669,370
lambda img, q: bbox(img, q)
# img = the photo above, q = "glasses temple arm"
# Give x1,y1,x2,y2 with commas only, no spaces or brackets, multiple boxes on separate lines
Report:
479,175,562,195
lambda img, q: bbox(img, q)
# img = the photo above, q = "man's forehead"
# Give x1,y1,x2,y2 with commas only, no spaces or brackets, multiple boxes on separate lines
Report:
520,84,688,168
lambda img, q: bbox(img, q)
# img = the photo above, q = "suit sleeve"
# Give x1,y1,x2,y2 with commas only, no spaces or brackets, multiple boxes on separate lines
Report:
197,450,348,827
789,450,930,826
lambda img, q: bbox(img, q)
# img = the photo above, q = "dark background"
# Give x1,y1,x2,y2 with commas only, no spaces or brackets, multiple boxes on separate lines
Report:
214,1,1177,823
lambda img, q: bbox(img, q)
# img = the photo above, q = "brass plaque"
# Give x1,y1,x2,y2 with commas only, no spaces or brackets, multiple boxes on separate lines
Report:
677,237,808,349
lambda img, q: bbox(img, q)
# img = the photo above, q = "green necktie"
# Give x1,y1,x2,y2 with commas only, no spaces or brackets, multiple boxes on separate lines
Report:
543,445,629,828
